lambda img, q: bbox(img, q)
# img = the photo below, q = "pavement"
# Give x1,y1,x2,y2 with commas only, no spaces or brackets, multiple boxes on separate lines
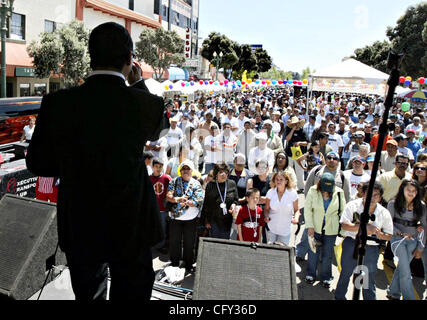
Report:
29,194,426,300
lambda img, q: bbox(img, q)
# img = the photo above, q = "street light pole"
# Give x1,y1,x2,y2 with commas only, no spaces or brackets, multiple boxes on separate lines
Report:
212,51,223,81
0,0,13,98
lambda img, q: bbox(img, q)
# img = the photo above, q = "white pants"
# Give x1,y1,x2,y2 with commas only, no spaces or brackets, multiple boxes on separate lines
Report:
288,158,305,190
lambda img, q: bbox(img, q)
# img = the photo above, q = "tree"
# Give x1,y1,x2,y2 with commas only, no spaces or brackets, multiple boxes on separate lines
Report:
200,32,239,78
27,20,91,87
386,2,427,77
254,48,272,73
301,67,312,80
352,41,391,73
135,27,185,80
232,43,258,79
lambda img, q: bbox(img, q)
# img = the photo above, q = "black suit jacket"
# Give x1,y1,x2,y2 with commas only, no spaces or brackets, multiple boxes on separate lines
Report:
26,74,165,261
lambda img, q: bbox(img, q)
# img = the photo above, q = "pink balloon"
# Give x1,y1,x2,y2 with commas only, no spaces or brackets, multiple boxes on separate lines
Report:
181,82,185,87
224,80,229,84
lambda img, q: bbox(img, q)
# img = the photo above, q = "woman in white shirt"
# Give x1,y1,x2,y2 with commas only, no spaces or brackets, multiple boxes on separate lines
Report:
21,116,36,142
264,171,300,246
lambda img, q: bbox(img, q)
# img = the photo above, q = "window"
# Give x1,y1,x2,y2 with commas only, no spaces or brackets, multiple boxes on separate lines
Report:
9,13,25,40
20,83,30,97
162,5,168,22
44,20,56,33
173,12,180,26
34,83,46,96
154,0,160,14
129,0,134,10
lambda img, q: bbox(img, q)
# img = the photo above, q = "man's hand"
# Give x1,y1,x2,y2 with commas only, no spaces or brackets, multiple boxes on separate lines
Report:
127,61,142,85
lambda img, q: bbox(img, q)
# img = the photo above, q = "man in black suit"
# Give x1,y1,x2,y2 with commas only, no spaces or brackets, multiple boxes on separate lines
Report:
26,22,164,300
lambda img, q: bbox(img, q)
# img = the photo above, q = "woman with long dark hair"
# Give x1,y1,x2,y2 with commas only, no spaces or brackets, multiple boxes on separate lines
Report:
386,179,427,300
412,162,427,201
200,163,239,239
296,140,325,173
273,151,297,187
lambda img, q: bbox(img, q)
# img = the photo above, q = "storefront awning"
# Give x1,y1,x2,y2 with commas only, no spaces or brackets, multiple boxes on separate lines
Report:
0,42,33,77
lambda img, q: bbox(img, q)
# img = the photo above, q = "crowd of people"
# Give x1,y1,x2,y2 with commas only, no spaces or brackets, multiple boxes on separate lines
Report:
146,84,427,300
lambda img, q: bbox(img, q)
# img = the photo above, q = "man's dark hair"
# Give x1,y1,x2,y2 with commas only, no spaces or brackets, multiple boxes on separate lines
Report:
360,181,383,196
395,154,409,163
143,151,154,160
318,132,328,140
89,22,133,70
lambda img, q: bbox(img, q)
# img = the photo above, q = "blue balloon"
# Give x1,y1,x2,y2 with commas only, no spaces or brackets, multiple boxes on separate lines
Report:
232,84,236,89
204,80,209,85
404,80,411,85
272,80,277,85
255,80,260,84
190,81,194,86
288,80,293,84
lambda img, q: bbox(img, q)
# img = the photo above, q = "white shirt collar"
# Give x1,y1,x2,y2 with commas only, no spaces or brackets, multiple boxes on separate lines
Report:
89,70,126,81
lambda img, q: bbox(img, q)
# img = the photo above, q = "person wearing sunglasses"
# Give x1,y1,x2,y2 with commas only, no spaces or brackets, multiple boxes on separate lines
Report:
412,162,427,201
379,154,413,204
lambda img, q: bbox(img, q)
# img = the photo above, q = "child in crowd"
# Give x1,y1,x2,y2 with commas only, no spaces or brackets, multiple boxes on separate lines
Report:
236,188,264,243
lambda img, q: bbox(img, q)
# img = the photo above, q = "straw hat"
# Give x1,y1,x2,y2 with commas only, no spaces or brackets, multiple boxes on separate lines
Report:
286,116,305,127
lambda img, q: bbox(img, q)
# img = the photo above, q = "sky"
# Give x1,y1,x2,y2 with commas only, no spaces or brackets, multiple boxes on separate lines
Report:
198,0,425,75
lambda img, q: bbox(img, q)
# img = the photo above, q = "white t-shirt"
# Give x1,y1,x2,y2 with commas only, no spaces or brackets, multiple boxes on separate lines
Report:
272,121,281,134
266,188,298,237
398,146,414,161
327,133,344,153
166,127,183,147
204,135,220,164
340,198,393,245
343,170,370,199
222,116,240,135
23,125,35,140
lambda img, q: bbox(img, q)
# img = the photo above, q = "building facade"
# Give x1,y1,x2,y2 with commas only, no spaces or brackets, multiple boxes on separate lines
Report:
0,0,202,97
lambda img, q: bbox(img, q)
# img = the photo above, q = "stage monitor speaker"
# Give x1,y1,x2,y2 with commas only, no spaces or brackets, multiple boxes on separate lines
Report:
193,238,298,300
0,194,66,300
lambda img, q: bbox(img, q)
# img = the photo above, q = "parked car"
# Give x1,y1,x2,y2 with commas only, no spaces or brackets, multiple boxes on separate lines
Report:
0,97,42,145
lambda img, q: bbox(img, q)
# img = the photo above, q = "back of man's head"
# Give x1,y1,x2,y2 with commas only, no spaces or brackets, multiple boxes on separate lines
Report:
89,22,133,71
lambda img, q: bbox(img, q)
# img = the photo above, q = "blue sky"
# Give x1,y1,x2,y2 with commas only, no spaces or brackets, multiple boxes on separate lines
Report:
198,0,424,74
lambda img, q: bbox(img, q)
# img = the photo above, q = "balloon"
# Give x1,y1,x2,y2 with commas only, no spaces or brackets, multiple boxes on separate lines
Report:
278,80,283,85
401,102,410,112
293,80,297,85
298,81,302,85
419,77,425,84
246,85,249,89
267,81,271,85
204,80,209,85
186,82,189,87
405,76,412,82
247,79,252,84
272,80,277,85
220,82,224,86
181,82,185,87
404,80,411,86
255,80,260,84
303,79,308,84
236,80,241,85
169,85,173,89
288,80,293,84
224,80,229,84
241,81,246,85
209,80,214,85
399,77,405,83
214,81,218,85
164,85,169,90
262,80,266,85
190,81,195,86
209,91,213,94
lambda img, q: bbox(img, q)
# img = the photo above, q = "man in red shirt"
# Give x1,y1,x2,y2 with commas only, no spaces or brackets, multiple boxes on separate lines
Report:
150,157,172,253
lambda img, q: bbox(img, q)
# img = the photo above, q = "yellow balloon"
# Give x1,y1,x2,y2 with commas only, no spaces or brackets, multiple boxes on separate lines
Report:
406,76,412,81
164,85,169,90
210,91,213,94
303,79,308,84
247,79,252,84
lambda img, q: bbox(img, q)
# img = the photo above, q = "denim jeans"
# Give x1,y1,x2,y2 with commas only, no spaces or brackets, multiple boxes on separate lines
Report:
296,228,309,259
388,236,418,300
210,222,231,240
421,244,427,285
154,211,168,249
334,237,379,300
306,233,336,281
267,232,291,246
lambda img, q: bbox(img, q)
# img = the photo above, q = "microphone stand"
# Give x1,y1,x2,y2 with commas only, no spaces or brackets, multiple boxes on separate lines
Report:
351,51,403,300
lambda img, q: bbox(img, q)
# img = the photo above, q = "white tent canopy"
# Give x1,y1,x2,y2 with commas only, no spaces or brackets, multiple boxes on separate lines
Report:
145,78,163,96
310,58,389,95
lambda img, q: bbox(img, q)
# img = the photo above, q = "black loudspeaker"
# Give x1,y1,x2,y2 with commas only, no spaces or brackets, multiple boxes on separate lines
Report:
193,238,298,300
0,194,66,300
